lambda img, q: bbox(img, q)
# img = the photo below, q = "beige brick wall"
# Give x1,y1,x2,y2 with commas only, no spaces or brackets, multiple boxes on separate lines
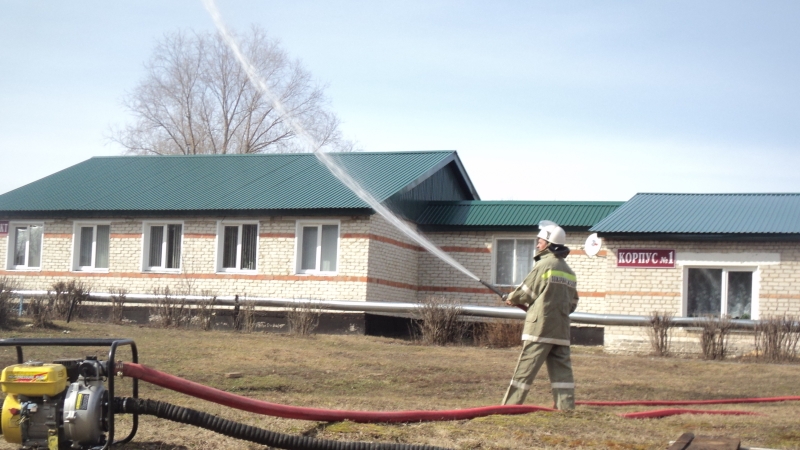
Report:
417,230,609,312
1,216,373,301
7,215,799,356
601,239,800,354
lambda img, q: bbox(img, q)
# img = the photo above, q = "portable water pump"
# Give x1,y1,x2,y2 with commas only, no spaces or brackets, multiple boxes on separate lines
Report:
1,358,109,449
0,338,139,450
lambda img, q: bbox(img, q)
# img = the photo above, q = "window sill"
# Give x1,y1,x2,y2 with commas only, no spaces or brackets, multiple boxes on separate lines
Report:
215,270,259,275
143,269,182,274
296,271,339,276
72,268,110,274
6,267,42,272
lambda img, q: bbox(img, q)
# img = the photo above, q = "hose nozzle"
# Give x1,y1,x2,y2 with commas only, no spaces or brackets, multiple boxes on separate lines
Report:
478,279,528,312
478,279,506,300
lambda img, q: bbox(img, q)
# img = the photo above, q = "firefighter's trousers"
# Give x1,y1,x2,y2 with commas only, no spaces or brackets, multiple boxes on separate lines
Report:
501,340,575,409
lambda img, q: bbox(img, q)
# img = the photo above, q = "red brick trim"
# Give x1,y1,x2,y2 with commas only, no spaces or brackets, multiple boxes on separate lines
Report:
578,291,607,298
440,246,490,253
110,233,140,239
418,285,495,294
365,277,419,291
569,249,608,257
606,291,681,297
259,233,295,239
342,233,421,251
762,294,800,300
184,233,216,239
342,233,488,254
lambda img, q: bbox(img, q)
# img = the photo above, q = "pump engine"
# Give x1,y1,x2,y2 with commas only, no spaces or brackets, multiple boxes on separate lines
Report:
1,358,109,449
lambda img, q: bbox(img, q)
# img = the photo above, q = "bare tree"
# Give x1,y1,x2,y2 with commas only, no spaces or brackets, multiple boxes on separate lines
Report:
111,26,352,155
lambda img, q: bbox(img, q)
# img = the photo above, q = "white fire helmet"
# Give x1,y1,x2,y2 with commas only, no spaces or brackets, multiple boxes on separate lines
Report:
537,222,566,246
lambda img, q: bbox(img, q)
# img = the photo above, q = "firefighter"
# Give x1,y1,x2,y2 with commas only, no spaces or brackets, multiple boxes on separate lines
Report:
501,222,579,410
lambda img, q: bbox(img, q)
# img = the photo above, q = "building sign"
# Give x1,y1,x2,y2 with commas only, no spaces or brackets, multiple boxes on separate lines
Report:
617,249,675,268
0,221,7,235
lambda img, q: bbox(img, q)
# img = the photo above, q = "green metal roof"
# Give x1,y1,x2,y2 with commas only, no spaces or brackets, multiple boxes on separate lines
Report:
0,151,476,214
591,193,800,235
416,201,624,230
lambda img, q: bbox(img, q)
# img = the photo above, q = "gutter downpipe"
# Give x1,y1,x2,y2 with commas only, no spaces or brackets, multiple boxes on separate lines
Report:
11,290,759,330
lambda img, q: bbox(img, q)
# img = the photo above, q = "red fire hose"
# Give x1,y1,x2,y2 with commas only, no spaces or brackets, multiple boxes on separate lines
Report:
119,362,553,423
119,363,796,422
618,409,762,419
578,397,800,407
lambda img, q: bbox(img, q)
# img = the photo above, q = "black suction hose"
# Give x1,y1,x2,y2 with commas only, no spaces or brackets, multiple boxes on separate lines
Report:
114,397,451,450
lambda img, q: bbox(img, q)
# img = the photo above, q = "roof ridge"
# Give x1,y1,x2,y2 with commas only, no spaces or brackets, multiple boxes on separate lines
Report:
425,200,626,205
90,150,456,159
636,192,800,196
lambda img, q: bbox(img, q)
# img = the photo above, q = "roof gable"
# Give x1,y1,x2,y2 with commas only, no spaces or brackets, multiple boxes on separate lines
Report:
591,193,800,235
0,151,476,215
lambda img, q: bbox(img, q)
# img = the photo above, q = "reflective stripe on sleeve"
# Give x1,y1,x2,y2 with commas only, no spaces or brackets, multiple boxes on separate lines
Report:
520,283,533,295
551,382,575,389
510,380,531,391
521,334,571,346
541,269,577,288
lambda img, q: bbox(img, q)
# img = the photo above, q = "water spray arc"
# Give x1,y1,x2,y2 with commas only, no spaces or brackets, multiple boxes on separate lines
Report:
202,0,489,292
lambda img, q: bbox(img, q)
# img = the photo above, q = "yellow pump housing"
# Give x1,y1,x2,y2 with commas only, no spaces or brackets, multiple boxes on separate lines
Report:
0,363,68,397
1,394,23,443
1,363,68,446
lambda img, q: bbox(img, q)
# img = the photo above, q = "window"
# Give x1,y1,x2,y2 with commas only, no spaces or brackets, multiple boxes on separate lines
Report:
143,223,182,271
494,238,535,285
8,223,43,269
686,267,754,319
217,222,258,272
73,224,110,271
297,222,339,273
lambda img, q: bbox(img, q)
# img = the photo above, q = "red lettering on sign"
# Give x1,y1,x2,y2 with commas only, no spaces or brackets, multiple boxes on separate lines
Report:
617,249,675,268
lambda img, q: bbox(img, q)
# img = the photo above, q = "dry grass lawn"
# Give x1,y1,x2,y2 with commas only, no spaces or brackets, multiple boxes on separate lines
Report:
1,321,799,449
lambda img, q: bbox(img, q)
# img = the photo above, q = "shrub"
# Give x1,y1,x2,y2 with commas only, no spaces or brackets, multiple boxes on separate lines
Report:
0,277,21,330
412,296,468,346
29,296,53,328
192,291,217,331
473,320,523,348
647,311,674,357
697,315,733,360
754,315,800,362
150,286,189,328
286,301,321,336
109,288,127,324
48,280,90,321
239,299,258,333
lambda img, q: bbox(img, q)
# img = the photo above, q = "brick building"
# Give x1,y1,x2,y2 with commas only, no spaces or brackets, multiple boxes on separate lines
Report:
590,193,800,353
0,151,619,335
2,153,797,354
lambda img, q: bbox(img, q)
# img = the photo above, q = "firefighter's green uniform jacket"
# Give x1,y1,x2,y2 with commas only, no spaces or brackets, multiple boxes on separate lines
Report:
502,247,579,409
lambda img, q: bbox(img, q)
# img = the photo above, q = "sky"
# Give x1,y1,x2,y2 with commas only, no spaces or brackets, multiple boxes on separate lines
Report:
2,1,799,201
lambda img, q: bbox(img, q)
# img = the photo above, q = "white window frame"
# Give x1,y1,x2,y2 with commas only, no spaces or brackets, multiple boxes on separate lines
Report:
6,222,44,271
492,236,537,286
295,220,340,274
682,266,759,319
215,221,259,273
142,221,184,273
677,252,776,320
71,222,111,272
